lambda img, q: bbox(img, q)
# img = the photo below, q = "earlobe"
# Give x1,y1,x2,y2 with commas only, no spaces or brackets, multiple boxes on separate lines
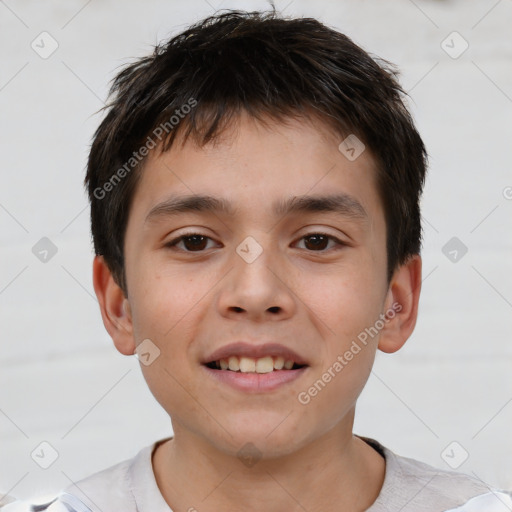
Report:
378,254,422,354
92,255,136,356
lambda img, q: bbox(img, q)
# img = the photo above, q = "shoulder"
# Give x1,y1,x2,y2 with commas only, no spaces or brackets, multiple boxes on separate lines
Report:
0,456,131,512
362,437,512,512
0,498,69,512
1,444,151,512
57,439,171,511
57,448,140,512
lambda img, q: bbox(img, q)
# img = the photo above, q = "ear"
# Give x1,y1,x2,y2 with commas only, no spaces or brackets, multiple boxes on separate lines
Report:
92,255,135,356
378,254,422,354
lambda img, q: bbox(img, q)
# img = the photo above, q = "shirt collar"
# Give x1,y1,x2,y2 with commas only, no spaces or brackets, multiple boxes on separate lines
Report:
128,437,174,511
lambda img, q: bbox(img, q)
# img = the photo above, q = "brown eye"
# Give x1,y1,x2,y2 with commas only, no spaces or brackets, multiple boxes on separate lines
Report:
296,233,344,252
303,234,329,250
166,234,215,252
182,235,208,251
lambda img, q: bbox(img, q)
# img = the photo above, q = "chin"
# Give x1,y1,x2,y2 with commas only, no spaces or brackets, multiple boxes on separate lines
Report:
206,413,309,459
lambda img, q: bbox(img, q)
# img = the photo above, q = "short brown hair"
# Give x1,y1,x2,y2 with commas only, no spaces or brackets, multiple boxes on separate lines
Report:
85,9,428,295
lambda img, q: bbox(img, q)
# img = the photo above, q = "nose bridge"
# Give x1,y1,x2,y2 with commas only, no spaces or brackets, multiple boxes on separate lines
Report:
233,233,280,294
217,233,295,318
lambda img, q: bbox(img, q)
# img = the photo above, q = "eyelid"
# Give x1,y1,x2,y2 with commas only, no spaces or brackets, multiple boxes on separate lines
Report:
165,230,220,249
165,230,347,253
293,231,346,250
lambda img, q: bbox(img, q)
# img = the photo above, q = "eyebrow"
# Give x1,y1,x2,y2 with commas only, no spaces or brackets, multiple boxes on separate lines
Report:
144,193,368,225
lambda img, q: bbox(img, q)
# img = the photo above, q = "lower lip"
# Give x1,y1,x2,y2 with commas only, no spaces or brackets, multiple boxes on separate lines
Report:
202,365,308,392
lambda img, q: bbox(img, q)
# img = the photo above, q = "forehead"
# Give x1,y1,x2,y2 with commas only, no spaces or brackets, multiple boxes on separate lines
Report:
127,112,383,229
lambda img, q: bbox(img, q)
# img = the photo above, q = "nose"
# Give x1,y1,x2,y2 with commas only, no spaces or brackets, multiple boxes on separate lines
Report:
216,239,297,322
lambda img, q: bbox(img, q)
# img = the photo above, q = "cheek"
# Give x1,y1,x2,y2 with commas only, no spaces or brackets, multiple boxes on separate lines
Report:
297,261,383,413
299,289,380,425
295,341,377,441
131,277,197,418
130,261,209,339
128,263,209,388
304,262,385,341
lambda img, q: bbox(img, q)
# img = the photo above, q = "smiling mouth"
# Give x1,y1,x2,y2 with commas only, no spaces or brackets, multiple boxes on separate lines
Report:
205,355,307,373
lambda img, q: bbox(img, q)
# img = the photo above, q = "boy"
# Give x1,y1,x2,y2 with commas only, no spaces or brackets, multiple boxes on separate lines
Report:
3,9,511,512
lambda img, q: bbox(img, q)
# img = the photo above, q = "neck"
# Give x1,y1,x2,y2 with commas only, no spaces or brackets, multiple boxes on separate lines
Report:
153,418,385,512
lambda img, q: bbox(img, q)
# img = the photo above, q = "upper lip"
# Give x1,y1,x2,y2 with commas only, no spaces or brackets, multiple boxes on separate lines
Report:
202,342,309,366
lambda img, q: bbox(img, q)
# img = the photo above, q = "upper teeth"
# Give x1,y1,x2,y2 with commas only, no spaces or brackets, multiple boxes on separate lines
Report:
216,356,296,373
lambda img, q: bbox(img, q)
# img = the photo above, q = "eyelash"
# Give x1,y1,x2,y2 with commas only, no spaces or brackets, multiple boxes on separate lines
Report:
165,231,346,253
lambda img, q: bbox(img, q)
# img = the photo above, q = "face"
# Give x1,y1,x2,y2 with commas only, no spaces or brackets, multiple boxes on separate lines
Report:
120,112,394,457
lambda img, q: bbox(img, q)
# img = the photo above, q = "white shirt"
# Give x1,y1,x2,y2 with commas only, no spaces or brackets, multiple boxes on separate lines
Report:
2,437,511,511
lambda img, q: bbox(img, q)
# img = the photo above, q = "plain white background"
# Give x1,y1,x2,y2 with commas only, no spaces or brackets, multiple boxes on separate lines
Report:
1,0,511,503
